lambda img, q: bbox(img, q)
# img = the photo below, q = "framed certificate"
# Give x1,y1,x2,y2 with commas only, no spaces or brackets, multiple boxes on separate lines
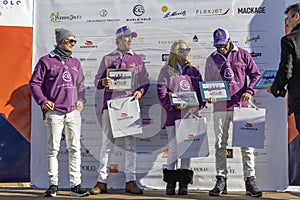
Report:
107,69,134,91
169,92,199,106
254,70,277,89
199,81,231,101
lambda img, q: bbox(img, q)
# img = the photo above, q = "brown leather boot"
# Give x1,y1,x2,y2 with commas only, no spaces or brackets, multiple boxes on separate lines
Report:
90,182,107,195
125,180,143,194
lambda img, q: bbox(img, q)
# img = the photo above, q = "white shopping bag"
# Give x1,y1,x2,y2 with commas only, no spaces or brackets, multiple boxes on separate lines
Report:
232,102,266,148
175,114,209,158
107,96,142,138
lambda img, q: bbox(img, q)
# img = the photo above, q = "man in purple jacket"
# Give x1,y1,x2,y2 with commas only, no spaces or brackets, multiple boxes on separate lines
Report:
30,28,89,197
205,28,262,197
91,25,149,195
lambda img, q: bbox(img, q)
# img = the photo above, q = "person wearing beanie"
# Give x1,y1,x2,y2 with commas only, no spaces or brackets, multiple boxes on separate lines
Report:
29,28,89,197
55,28,75,46
205,28,263,197
91,25,149,195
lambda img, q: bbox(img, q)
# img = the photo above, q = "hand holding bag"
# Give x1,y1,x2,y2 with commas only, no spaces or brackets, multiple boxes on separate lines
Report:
107,96,142,138
175,110,209,158
232,101,266,148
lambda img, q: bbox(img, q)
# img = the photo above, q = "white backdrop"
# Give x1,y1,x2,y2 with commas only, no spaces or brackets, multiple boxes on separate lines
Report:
31,0,291,191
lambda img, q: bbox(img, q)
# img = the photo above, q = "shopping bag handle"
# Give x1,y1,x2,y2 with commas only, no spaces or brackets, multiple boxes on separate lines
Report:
239,100,259,110
183,107,202,119
108,97,135,110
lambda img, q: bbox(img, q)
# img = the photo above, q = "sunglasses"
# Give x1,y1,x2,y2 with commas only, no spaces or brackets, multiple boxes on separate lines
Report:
215,44,227,49
177,48,191,53
66,39,77,44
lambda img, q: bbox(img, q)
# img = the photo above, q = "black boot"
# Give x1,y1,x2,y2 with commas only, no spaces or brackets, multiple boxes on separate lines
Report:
177,169,193,195
163,169,177,195
245,176,263,197
209,176,227,196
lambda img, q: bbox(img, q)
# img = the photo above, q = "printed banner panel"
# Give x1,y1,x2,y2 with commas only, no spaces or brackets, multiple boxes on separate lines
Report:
0,0,33,27
0,1,33,182
31,0,289,191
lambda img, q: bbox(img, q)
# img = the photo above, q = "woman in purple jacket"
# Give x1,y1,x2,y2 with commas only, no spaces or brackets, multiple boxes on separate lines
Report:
157,40,205,195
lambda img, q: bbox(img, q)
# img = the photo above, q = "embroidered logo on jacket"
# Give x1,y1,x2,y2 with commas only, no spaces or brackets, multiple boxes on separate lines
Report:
62,71,72,82
179,80,191,90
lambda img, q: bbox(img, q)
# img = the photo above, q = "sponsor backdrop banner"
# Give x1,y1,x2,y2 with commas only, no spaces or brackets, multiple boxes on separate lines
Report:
32,0,291,190
0,0,33,181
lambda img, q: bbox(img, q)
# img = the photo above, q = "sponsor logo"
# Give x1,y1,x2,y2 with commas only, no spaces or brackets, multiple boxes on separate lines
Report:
109,164,119,173
245,122,253,128
62,71,72,82
224,68,234,79
237,7,266,14
162,54,169,61
79,58,98,62
184,138,200,142
228,167,237,174
139,138,151,142
158,40,175,45
162,5,186,20
142,118,153,125
81,165,96,171
99,9,108,17
262,74,275,80
79,40,98,49
160,132,168,140
193,35,198,42
120,113,128,118
163,10,186,19
126,17,151,23
250,52,262,58
126,4,151,24
226,149,233,158
162,149,168,158
86,9,120,23
241,122,258,130
187,134,194,139
133,4,145,16
245,35,261,44
179,80,191,91
117,113,133,120
195,8,230,16
192,167,209,172
0,0,22,10
50,12,82,23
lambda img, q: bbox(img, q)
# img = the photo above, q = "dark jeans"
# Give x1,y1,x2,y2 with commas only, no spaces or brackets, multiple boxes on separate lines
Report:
294,112,300,134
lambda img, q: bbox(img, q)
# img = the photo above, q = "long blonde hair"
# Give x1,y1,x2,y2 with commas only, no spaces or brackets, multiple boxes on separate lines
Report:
165,40,192,69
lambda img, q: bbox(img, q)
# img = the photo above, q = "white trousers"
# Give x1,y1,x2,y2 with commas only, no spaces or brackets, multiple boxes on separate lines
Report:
165,126,191,170
97,110,136,183
44,110,82,187
213,111,255,179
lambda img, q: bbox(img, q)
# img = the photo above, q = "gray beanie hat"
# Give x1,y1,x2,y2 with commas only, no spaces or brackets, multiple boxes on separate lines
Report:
55,28,75,45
